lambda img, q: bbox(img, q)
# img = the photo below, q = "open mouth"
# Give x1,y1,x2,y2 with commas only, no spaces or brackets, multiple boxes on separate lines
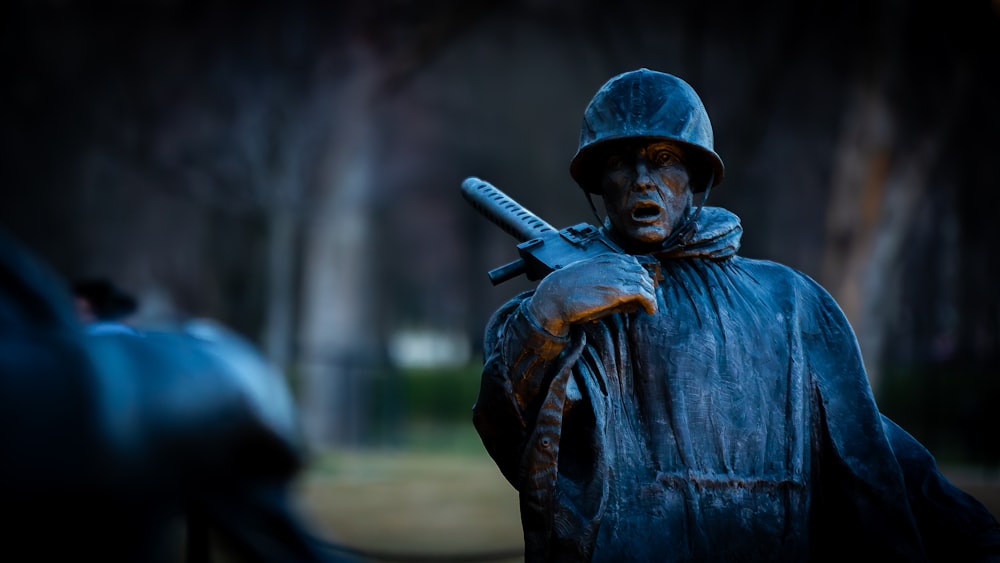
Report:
631,201,662,222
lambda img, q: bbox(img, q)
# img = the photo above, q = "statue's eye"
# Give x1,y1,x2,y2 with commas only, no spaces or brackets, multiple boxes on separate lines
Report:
650,149,679,167
606,154,627,169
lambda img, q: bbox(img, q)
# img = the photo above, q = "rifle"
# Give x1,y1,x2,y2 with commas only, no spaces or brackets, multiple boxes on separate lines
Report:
461,176,624,286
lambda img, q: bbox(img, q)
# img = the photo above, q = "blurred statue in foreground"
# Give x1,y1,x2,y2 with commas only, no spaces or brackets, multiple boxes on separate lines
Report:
0,229,343,562
468,68,1000,562
71,276,139,334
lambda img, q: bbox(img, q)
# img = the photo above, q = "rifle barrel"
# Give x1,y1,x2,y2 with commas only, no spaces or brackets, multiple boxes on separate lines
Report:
461,177,556,242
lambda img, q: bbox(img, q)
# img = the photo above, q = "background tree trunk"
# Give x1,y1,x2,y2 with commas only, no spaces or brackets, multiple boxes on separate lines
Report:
297,49,380,447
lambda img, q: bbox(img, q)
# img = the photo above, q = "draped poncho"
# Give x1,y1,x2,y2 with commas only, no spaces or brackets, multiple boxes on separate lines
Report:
473,207,1000,562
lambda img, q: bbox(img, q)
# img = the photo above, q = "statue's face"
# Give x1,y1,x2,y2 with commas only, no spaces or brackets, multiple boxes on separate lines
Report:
599,140,694,249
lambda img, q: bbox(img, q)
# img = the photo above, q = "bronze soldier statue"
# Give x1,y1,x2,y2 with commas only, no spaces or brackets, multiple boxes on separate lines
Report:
471,68,1000,562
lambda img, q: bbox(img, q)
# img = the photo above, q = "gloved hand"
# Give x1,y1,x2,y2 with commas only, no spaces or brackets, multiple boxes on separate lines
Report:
525,253,658,337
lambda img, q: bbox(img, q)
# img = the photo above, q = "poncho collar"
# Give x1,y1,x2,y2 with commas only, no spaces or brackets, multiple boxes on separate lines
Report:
605,206,743,262
658,206,743,260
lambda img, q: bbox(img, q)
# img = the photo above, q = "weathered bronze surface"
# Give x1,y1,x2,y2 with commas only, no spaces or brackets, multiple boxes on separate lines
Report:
469,68,1000,562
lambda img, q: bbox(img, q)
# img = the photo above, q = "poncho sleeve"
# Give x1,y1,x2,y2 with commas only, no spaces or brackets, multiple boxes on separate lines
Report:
882,415,1000,561
472,290,571,487
797,270,1000,561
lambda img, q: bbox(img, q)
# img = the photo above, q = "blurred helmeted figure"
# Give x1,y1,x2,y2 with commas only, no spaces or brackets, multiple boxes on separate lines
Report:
472,69,1000,562
72,277,139,334
0,228,345,562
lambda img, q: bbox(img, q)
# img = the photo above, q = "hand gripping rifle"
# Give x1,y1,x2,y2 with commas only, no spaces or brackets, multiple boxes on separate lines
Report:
461,176,624,285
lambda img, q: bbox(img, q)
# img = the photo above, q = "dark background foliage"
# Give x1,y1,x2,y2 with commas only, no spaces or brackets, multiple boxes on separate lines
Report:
2,0,998,466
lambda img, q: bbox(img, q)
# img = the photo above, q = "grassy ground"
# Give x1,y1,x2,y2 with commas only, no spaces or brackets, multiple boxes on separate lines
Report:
939,465,1000,521
292,425,1000,563
294,425,525,562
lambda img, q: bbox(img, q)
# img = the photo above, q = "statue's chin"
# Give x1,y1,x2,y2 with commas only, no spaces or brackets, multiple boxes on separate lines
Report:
610,226,671,254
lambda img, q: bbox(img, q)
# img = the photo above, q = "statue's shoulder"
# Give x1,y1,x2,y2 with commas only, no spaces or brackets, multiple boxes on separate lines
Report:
488,290,534,323
728,255,808,286
482,290,535,350
726,255,845,313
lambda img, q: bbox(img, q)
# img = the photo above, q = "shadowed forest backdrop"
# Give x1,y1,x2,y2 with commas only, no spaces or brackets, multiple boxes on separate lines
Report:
2,0,999,469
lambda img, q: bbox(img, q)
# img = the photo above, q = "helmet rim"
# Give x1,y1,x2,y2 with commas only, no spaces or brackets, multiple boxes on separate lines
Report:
569,135,724,194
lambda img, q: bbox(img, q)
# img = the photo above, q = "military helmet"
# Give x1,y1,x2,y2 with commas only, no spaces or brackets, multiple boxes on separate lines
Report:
569,68,725,194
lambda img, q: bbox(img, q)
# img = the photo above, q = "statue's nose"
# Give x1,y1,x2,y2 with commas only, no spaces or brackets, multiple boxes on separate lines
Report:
632,161,656,193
